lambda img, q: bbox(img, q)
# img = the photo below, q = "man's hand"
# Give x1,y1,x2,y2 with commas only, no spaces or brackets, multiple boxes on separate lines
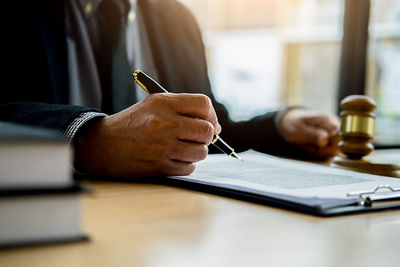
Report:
279,108,340,160
74,93,221,178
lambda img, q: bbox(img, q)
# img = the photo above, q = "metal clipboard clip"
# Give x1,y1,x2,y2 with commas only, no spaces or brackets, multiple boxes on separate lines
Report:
347,185,400,207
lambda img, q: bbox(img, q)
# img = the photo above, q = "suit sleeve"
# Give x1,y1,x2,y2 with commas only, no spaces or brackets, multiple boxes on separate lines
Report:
0,102,100,134
0,3,100,136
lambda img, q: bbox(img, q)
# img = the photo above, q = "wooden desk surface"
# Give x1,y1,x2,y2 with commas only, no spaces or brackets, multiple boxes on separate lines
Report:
1,151,400,267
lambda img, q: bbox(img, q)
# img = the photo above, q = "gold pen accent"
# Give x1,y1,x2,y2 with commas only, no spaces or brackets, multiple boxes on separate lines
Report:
133,70,151,94
211,135,241,160
229,151,242,161
133,70,242,160
211,135,219,144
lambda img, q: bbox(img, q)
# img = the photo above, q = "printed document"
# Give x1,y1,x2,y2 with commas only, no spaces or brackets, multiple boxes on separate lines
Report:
169,150,400,209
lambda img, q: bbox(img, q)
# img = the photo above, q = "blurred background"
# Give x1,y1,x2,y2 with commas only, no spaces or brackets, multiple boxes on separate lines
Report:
178,0,400,146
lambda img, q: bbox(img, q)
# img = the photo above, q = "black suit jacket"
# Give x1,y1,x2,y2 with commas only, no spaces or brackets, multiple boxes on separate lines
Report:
0,0,298,154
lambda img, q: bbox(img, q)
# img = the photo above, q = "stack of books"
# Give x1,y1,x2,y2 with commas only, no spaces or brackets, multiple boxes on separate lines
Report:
0,122,88,248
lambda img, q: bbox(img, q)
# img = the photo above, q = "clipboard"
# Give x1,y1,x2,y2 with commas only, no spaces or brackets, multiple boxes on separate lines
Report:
164,179,400,217
165,151,400,217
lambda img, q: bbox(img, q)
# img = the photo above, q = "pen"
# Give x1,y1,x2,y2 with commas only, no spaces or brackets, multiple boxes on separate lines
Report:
133,70,242,160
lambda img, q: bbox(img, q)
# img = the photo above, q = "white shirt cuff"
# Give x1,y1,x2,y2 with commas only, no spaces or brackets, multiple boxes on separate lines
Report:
63,111,107,140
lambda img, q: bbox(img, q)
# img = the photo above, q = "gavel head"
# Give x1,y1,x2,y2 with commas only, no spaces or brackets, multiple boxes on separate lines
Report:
339,95,376,160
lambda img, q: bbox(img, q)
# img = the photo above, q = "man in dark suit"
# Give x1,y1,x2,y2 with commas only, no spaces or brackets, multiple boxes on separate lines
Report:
0,0,339,178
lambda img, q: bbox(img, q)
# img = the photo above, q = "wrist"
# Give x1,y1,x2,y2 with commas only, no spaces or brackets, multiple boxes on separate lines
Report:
73,116,108,175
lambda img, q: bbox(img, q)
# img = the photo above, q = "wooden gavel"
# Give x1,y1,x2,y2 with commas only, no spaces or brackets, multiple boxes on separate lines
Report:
338,95,376,160
334,95,400,177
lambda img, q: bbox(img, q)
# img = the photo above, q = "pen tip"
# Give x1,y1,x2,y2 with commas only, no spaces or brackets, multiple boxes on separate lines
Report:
231,151,242,161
